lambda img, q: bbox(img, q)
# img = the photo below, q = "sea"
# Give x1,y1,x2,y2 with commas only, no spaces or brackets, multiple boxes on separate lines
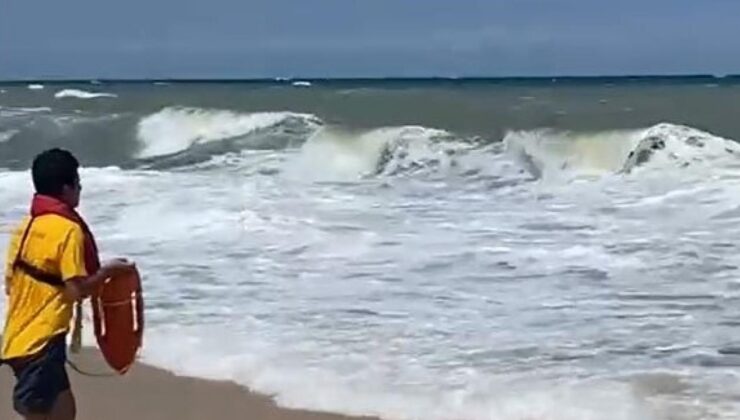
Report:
2,77,740,419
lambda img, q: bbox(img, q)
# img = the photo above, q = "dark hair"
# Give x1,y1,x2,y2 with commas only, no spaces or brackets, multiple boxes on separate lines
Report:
31,148,80,196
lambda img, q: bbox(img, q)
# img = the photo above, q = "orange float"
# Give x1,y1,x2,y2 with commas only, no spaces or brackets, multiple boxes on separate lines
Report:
92,266,144,375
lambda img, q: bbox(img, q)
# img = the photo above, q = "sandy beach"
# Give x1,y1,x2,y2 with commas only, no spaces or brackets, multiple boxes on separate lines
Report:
0,348,379,420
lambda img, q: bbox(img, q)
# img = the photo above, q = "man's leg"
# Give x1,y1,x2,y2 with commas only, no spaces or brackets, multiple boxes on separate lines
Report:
12,336,73,420
48,389,76,420
16,387,74,420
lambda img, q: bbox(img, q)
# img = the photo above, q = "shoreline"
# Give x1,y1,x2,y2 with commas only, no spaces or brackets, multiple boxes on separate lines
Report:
0,348,380,420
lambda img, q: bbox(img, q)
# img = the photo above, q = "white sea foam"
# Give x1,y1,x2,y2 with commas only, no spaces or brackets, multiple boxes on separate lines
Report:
0,129,19,143
0,106,52,116
54,89,117,99
141,325,656,420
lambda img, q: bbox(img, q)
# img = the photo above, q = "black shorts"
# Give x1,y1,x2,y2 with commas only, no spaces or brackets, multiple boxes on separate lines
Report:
7,334,70,416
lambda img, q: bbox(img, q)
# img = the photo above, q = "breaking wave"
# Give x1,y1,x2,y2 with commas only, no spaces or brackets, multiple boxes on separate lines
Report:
2,100,739,183
135,107,322,159
504,123,740,180
283,122,740,183
283,125,475,181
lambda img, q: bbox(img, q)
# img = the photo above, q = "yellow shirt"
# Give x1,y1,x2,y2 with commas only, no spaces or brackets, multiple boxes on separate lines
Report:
2,214,88,360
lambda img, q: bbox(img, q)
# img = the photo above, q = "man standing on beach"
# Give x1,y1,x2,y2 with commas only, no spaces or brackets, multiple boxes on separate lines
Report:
1,148,132,420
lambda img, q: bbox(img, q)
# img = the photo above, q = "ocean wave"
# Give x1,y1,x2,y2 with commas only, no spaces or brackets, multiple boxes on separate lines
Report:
54,89,117,99
283,125,469,181
4,100,736,184
287,122,740,183
504,123,740,180
135,106,322,159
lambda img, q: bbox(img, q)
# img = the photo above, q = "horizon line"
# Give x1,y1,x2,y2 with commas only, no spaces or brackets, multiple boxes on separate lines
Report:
1,73,739,85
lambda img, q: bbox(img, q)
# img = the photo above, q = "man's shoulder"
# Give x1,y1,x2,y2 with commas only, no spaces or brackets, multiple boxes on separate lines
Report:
30,214,82,241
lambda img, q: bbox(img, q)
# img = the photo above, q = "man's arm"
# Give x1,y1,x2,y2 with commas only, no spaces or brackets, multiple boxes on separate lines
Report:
63,268,112,302
59,226,132,302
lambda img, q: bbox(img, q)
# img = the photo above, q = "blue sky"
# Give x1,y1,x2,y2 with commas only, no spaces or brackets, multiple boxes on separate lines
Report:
1,0,738,79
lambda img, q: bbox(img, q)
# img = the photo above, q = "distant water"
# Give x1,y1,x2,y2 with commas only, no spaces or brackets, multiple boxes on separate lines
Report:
3,78,740,419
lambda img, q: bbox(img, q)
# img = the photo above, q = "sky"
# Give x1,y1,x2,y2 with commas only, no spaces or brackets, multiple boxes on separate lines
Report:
1,0,738,79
